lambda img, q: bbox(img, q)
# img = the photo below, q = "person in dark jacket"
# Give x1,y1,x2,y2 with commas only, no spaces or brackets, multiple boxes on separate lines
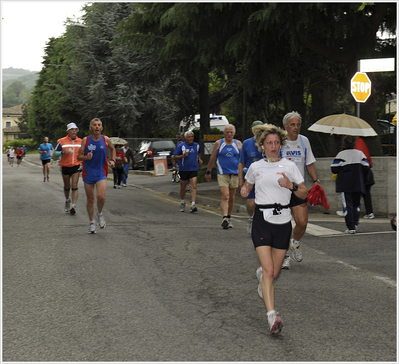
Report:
331,136,370,234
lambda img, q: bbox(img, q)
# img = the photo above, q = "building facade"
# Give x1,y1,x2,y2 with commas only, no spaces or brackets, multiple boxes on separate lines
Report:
2,104,23,144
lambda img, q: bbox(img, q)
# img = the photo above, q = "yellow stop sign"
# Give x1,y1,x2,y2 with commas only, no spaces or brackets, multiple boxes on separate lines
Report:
351,72,371,103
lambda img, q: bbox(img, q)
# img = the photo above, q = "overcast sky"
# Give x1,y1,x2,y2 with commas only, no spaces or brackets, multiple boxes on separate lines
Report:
1,0,87,72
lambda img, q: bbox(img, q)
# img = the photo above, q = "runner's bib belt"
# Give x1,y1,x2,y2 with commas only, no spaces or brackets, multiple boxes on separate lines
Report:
256,203,290,216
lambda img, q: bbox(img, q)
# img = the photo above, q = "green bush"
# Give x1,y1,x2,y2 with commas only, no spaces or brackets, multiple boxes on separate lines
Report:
3,139,38,152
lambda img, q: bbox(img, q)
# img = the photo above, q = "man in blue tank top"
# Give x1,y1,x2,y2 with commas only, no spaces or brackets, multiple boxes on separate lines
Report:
205,124,242,229
239,120,264,234
172,131,203,213
78,118,116,234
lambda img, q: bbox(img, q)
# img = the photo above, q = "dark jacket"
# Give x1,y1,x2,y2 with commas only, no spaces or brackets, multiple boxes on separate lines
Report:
331,149,370,194
123,147,134,165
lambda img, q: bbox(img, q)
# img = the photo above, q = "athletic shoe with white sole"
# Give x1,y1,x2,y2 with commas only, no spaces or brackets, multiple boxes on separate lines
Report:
88,222,96,234
268,312,284,335
336,210,347,217
64,199,71,213
190,205,197,213
344,229,356,234
97,213,106,229
180,202,185,212
289,239,302,262
281,256,291,269
256,266,263,299
221,217,229,229
228,219,234,228
70,204,76,215
364,213,375,219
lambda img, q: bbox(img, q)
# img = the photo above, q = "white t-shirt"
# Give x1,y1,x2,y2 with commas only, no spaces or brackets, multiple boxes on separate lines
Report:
245,158,304,224
280,134,316,179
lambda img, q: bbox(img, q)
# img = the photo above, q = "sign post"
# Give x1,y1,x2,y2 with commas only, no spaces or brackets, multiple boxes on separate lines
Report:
351,71,372,117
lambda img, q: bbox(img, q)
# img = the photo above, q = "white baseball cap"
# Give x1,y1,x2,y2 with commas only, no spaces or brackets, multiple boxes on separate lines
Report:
66,122,79,131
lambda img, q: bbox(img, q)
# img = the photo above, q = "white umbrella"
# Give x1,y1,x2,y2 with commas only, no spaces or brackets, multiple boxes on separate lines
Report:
110,137,128,145
308,113,377,137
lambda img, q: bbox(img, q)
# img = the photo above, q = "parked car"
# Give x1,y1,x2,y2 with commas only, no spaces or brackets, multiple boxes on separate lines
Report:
133,139,176,170
377,119,396,155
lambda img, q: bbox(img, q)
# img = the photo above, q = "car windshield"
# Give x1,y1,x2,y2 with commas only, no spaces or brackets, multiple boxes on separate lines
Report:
152,141,175,149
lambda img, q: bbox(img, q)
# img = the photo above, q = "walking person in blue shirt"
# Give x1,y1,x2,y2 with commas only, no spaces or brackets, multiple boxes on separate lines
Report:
38,136,54,182
172,131,203,212
239,120,264,234
205,124,242,229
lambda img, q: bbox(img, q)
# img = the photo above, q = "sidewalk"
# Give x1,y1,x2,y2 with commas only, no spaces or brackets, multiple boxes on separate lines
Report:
21,155,384,222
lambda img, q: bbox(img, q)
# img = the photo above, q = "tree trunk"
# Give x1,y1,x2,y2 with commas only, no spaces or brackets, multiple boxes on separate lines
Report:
198,70,210,155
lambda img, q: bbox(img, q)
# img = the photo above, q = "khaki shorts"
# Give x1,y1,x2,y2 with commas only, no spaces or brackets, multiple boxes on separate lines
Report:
217,174,239,188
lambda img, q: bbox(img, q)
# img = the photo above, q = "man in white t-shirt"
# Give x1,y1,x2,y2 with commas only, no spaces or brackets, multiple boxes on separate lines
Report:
280,111,320,269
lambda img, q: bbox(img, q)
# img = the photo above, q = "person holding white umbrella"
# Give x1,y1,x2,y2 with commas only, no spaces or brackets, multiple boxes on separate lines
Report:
331,136,370,234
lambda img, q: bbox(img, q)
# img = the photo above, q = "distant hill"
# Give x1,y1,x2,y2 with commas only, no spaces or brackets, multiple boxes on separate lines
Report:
2,67,39,90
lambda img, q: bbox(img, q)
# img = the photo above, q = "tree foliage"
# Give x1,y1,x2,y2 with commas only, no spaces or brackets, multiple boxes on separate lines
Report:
26,2,396,156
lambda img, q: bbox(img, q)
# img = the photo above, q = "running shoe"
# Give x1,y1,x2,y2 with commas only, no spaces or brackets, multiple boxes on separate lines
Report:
113,185,117,189
88,222,96,234
190,205,197,213
228,219,234,228
43,177,46,182
289,239,302,262
344,229,356,234
117,185,121,189
336,210,347,217
268,312,284,335
364,213,375,219
180,202,185,212
256,266,263,299
221,217,229,229
122,184,127,187
70,204,76,215
256,266,263,282
247,217,253,235
97,213,106,229
64,199,71,213
281,256,291,269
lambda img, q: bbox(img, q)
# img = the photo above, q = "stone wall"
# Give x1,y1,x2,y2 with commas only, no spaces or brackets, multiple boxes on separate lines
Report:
306,157,397,217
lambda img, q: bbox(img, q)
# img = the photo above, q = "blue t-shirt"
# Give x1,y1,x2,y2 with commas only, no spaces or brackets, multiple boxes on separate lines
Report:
173,141,201,171
216,138,240,174
239,137,263,170
38,142,54,160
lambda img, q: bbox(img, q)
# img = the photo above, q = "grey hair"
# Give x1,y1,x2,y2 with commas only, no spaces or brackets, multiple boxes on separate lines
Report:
184,131,194,138
282,111,302,126
224,124,236,133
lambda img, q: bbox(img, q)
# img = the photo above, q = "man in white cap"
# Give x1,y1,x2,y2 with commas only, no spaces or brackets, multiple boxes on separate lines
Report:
53,123,83,215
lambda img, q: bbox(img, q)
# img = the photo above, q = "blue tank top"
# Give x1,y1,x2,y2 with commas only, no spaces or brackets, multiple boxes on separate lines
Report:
216,138,240,174
82,135,108,182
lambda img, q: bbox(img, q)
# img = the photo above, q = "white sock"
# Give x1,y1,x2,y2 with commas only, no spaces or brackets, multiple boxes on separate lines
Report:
291,238,300,247
191,201,195,206
267,310,276,318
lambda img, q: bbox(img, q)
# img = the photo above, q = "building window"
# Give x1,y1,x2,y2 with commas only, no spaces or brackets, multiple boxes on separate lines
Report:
6,121,11,128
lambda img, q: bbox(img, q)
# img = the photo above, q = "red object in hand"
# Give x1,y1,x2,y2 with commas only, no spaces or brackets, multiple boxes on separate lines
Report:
307,184,330,210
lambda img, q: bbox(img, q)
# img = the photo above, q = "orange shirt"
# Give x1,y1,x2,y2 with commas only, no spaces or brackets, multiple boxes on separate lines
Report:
57,134,83,167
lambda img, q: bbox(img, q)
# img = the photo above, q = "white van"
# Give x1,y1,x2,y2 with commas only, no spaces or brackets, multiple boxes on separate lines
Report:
179,114,229,133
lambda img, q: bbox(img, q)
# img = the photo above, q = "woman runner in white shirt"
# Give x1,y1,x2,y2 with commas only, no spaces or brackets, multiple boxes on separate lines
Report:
241,124,307,335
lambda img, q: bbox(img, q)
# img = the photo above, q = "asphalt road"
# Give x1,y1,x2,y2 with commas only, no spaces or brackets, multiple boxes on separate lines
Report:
3,156,397,361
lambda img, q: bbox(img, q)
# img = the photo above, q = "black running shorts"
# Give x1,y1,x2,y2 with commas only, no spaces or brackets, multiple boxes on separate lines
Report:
179,170,198,181
252,207,292,250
